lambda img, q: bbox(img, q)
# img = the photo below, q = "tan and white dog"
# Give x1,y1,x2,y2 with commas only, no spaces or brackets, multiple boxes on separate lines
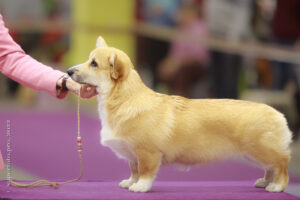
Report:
67,36,292,193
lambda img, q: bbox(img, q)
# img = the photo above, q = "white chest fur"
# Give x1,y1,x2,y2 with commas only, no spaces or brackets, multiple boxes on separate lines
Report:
97,97,136,162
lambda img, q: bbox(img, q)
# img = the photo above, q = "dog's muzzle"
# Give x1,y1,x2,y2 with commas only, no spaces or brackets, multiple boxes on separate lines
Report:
67,68,74,76
67,64,82,77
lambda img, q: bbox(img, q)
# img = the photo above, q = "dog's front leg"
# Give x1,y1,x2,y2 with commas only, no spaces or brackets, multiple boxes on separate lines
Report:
129,150,162,192
119,161,139,188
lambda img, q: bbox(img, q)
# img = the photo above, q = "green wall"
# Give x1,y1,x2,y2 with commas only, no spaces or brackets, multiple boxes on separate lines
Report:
65,0,135,66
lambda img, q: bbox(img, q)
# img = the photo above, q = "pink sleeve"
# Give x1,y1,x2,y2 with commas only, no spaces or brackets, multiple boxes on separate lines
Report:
0,14,68,98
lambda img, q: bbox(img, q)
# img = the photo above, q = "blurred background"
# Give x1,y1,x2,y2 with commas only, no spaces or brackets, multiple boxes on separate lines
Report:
0,0,299,196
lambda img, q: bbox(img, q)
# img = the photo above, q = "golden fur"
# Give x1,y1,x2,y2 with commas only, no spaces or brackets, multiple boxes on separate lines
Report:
68,36,292,193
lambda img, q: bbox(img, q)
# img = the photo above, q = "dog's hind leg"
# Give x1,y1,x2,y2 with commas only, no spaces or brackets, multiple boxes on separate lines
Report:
129,150,162,192
265,154,290,192
249,147,290,192
254,169,273,188
119,161,139,189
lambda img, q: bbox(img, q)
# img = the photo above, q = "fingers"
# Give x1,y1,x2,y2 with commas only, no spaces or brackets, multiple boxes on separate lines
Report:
80,84,98,99
65,78,97,98
66,78,81,95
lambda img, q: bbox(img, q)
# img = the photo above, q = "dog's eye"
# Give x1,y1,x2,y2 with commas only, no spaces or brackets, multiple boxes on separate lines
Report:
91,60,98,67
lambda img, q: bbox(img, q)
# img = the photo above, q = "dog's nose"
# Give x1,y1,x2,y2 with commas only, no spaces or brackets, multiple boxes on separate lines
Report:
67,69,74,76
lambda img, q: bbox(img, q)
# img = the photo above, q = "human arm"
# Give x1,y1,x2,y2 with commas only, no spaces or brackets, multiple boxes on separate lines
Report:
0,14,68,98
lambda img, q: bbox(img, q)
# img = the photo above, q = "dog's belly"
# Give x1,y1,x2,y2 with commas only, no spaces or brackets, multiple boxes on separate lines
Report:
101,130,136,161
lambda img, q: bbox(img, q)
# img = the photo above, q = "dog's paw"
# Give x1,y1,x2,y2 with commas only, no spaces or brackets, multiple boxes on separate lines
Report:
129,179,152,193
254,178,269,188
265,183,284,192
119,178,136,189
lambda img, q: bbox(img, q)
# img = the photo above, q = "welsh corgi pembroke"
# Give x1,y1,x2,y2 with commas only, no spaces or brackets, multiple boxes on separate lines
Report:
67,36,292,193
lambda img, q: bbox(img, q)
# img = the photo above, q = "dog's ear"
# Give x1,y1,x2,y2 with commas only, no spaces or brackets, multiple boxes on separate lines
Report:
96,36,108,48
109,53,127,80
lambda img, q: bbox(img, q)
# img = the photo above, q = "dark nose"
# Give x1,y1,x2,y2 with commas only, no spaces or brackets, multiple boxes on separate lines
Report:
67,69,74,76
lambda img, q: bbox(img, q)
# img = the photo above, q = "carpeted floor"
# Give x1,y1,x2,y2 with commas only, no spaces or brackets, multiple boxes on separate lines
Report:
1,180,299,200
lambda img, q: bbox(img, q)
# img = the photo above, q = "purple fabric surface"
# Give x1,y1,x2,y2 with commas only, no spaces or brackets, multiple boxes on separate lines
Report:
0,112,300,183
0,180,299,200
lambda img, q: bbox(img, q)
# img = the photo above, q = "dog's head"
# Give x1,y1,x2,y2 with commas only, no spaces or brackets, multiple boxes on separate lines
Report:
67,36,134,94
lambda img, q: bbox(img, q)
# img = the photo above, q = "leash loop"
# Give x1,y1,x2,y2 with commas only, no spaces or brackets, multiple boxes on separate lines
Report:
9,87,83,188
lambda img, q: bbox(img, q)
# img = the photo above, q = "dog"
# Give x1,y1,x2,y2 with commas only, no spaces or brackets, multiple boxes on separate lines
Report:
67,36,292,193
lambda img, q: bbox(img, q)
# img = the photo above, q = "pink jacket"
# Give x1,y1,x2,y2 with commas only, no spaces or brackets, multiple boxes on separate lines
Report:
0,14,68,170
169,21,210,66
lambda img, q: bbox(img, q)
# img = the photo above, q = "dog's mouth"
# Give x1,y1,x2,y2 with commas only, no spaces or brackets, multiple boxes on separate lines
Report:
76,80,96,87
76,80,88,85
69,75,96,86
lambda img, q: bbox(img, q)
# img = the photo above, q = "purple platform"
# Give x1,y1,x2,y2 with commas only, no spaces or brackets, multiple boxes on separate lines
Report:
1,180,299,200
0,112,300,199
0,111,269,181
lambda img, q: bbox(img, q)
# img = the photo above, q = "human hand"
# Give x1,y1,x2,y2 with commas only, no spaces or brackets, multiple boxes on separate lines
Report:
67,78,98,99
80,84,98,99
57,76,98,99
